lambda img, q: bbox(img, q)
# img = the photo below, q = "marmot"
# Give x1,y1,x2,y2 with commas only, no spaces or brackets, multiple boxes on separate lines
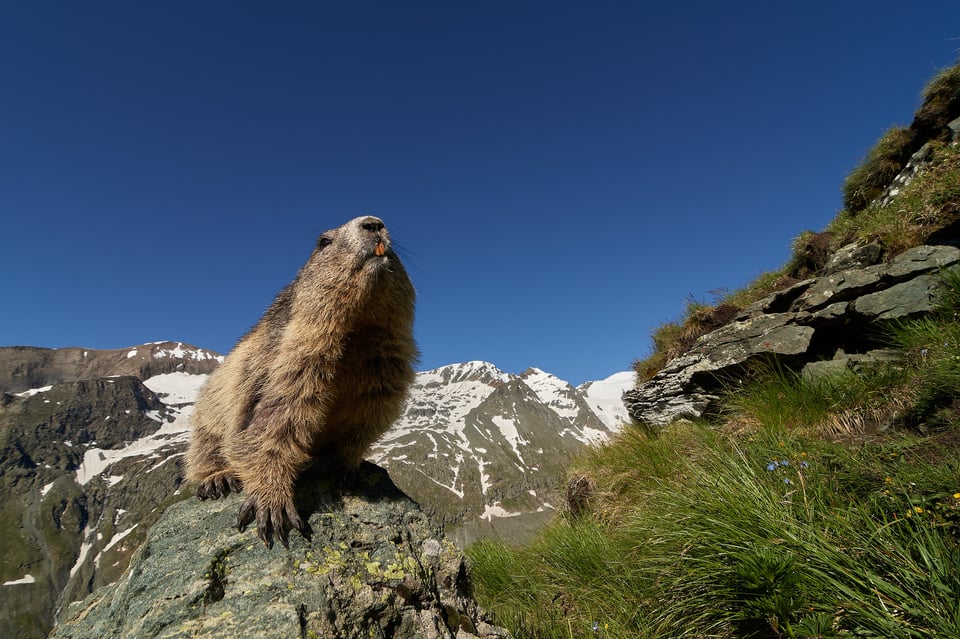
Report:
186,216,418,548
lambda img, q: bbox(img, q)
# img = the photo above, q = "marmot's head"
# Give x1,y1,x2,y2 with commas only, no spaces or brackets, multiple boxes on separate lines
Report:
296,216,414,320
317,215,395,271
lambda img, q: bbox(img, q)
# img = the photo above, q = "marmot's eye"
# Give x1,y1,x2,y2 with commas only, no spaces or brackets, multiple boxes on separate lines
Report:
317,237,333,249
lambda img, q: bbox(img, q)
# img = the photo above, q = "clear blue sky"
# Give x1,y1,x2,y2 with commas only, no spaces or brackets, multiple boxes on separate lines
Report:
2,2,959,386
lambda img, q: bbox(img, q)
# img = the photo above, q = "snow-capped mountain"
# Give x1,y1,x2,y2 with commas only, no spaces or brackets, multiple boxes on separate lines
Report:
369,362,635,545
0,345,633,637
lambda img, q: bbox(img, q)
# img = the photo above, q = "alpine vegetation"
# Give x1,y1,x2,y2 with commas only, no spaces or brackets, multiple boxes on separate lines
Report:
468,60,960,639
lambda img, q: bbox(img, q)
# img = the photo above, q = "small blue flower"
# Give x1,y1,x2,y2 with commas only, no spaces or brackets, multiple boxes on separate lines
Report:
780,460,790,467
766,462,778,471
783,478,792,485
800,461,809,468
593,621,600,632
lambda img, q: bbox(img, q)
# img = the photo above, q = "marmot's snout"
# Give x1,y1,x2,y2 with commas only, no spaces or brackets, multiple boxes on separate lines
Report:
359,216,385,234
358,216,389,257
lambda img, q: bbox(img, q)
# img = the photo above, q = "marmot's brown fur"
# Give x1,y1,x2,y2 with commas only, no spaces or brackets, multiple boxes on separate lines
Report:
186,216,418,548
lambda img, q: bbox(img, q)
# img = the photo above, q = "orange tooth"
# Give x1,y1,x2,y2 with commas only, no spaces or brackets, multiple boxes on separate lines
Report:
375,241,386,256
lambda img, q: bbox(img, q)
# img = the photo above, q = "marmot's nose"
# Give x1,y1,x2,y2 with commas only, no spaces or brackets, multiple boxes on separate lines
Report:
359,217,385,234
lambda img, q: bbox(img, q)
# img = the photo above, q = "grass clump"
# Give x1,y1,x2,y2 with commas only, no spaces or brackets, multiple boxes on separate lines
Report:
915,63,960,139
724,359,912,437
469,424,960,637
842,125,917,214
633,299,740,382
843,61,960,216
829,142,960,254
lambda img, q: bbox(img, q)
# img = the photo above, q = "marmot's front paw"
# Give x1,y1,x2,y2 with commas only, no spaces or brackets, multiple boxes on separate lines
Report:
196,473,243,500
236,492,310,549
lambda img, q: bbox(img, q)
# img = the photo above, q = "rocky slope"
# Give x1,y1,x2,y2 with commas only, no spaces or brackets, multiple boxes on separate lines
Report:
624,244,960,426
0,343,217,639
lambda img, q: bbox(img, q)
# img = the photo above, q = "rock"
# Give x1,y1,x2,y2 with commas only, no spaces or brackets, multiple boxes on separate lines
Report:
948,116,960,143
622,380,719,427
853,274,941,320
49,462,509,639
823,242,882,274
623,314,815,425
801,349,901,383
625,244,960,427
878,142,935,207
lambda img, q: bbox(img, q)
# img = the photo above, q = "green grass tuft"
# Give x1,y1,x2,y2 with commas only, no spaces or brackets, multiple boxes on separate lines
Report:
842,125,916,214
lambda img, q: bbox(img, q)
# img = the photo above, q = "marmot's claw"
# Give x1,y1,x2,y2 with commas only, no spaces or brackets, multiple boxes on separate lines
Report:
198,474,243,500
237,497,256,532
237,495,306,550
227,475,243,494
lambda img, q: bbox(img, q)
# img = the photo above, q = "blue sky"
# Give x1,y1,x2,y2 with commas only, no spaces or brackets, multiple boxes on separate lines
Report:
2,2,959,386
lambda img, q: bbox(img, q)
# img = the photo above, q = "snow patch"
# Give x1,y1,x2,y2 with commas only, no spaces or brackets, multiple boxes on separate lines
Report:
413,467,464,499
40,481,56,497
145,452,184,473
69,529,94,578
93,524,140,568
126,349,138,359
480,502,522,521
143,372,208,405
477,456,492,495
522,368,580,420
3,574,35,586
74,404,195,485
578,370,635,430
153,342,224,363
16,385,52,398
491,415,527,464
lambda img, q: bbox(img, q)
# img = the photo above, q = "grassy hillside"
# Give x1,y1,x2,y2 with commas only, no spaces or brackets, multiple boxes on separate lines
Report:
633,61,960,384
466,63,960,638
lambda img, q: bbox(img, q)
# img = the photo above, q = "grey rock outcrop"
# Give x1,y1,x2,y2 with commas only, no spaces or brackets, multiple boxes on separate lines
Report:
625,244,960,426
50,462,509,639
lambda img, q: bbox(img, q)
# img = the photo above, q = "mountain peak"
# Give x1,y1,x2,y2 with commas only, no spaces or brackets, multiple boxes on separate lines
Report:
418,361,509,386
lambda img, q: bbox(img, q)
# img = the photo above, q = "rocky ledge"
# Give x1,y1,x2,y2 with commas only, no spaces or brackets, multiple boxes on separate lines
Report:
50,462,509,639
625,244,960,426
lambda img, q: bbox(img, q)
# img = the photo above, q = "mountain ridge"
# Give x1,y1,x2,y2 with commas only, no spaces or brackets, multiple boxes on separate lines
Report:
0,343,633,638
